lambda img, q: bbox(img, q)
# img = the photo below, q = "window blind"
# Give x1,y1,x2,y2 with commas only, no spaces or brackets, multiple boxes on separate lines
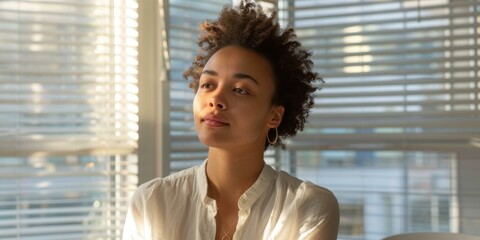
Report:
0,0,139,239
0,0,139,155
277,0,480,239
282,0,480,152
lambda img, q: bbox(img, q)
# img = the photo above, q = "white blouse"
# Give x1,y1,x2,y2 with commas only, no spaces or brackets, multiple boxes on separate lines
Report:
122,160,339,240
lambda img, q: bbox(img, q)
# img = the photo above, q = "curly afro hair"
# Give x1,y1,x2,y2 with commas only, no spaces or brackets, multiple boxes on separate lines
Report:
183,0,323,149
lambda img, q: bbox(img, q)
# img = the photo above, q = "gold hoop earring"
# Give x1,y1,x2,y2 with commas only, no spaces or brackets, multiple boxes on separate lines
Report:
267,127,278,145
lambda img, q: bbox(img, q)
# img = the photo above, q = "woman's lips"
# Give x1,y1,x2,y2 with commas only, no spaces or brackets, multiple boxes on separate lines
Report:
202,115,229,127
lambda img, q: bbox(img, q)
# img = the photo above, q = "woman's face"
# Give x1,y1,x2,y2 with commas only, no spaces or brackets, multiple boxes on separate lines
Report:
193,46,284,150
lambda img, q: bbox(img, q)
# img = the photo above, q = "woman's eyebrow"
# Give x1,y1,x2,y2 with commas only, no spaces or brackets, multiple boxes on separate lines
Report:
233,73,259,85
201,69,259,85
201,69,217,76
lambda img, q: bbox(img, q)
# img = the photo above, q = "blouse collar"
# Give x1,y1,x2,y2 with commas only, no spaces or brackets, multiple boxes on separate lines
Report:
196,159,276,209
197,160,212,205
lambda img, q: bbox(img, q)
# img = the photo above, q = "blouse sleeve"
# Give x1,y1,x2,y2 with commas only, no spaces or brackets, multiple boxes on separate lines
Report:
122,187,147,240
299,184,340,240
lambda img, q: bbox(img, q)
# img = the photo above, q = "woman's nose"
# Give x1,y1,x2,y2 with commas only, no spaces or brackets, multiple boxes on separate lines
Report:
208,92,227,110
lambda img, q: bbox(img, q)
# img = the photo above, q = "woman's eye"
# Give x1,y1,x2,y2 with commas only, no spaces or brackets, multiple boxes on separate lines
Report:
233,88,249,95
200,83,212,89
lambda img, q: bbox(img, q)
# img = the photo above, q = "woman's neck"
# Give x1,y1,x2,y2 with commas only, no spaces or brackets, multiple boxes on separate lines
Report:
205,147,265,203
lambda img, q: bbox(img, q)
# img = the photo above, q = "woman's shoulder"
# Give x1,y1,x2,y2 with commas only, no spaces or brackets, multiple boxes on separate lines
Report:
132,165,200,202
276,170,338,209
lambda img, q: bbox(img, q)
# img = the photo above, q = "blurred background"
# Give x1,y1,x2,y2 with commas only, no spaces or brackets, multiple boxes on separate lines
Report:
0,0,479,239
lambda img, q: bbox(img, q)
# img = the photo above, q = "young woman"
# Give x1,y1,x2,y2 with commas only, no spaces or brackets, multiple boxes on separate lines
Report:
123,1,339,239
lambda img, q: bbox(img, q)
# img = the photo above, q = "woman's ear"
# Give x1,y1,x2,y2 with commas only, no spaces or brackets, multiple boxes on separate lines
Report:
267,106,285,128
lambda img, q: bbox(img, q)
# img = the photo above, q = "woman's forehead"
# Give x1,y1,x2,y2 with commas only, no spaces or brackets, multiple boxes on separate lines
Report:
203,46,275,83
